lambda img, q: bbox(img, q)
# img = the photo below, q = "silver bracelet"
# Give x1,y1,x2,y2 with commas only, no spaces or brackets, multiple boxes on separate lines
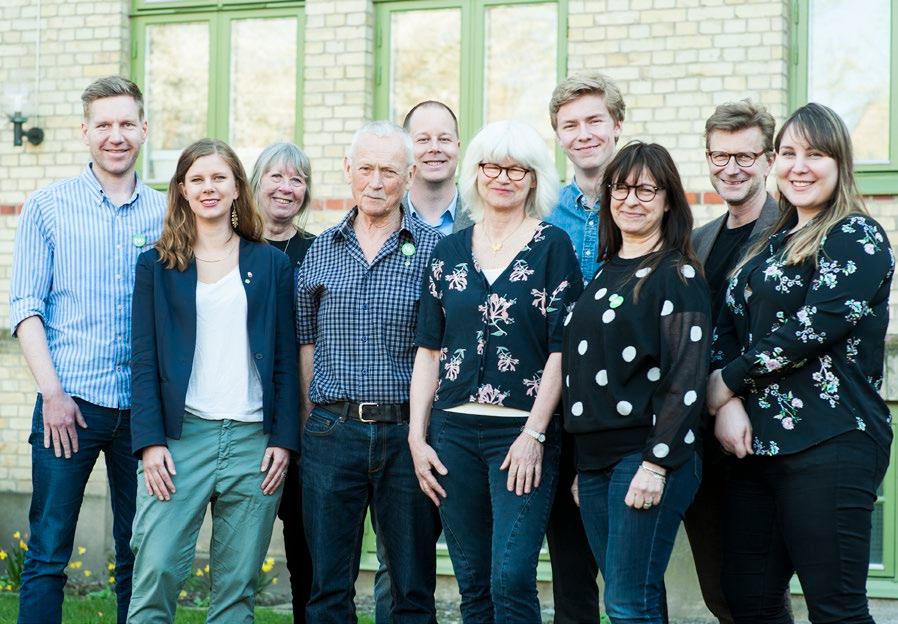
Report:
639,464,667,482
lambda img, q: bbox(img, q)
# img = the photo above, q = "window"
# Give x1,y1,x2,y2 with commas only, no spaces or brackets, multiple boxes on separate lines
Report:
131,1,303,184
374,0,567,168
791,0,898,193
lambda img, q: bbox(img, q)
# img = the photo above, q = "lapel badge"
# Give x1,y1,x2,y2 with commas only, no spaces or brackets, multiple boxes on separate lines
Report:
132,233,147,248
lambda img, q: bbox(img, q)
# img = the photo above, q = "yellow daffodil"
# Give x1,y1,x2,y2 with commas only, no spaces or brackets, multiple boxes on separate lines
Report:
0,550,7,560
108,576,116,585
271,578,278,585
195,569,204,577
5,584,11,591
179,590,188,600
84,570,92,577
19,540,28,551
69,561,82,569
204,564,210,573
13,531,21,539
107,562,115,571
77,546,86,555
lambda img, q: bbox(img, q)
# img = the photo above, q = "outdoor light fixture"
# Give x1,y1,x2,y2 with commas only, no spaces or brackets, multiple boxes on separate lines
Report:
9,112,44,147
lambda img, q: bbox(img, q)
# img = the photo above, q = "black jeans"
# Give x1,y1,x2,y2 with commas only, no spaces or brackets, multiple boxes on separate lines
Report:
722,430,889,624
278,456,312,622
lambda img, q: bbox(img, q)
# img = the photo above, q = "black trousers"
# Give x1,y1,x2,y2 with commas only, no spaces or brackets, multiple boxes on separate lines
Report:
721,430,888,624
278,457,313,622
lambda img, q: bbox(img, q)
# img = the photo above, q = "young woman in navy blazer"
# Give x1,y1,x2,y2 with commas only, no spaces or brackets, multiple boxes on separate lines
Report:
128,139,299,621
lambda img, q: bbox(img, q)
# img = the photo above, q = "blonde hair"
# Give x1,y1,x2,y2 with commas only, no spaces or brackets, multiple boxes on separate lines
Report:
459,120,559,223
734,103,867,273
250,142,313,231
156,139,264,271
549,72,626,130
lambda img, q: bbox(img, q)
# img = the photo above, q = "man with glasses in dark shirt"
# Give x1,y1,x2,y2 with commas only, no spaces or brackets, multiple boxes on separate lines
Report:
688,99,790,624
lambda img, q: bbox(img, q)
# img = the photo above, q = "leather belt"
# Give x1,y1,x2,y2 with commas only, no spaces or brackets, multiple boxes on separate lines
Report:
321,401,410,424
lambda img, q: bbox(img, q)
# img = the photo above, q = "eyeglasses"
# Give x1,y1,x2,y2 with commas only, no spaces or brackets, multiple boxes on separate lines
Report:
267,172,306,188
479,163,531,182
608,183,664,202
706,150,768,168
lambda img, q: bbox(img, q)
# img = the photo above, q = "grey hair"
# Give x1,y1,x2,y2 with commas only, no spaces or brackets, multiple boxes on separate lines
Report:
460,120,560,223
347,121,414,168
250,142,313,221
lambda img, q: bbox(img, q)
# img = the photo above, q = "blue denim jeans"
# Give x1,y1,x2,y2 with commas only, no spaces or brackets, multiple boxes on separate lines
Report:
578,451,701,624
429,409,561,624
302,407,440,623
18,395,136,624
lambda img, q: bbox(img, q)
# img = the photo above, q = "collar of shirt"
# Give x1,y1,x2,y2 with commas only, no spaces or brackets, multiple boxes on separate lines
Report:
83,163,146,208
406,189,458,235
332,206,420,245
570,177,600,212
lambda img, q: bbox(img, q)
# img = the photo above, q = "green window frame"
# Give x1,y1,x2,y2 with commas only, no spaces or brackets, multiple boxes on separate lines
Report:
373,0,568,171
790,0,898,194
131,0,304,187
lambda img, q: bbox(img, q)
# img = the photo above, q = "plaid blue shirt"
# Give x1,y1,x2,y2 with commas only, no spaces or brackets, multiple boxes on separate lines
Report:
296,208,442,404
10,164,166,409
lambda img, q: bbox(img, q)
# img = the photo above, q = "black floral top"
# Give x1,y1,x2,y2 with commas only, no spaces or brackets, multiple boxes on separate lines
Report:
416,223,583,411
562,252,711,471
714,214,895,456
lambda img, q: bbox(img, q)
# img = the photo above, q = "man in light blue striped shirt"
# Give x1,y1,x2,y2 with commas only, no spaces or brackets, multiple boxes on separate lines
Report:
9,76,165,624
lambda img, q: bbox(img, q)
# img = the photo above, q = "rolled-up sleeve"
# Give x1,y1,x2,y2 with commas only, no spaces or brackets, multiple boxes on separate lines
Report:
10,193,54,334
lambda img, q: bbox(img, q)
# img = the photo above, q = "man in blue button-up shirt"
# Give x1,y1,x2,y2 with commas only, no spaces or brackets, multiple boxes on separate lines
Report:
9,77,165,624
543,72,628,624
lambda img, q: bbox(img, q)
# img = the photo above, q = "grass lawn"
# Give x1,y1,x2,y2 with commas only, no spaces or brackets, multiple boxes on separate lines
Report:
0,593,376,623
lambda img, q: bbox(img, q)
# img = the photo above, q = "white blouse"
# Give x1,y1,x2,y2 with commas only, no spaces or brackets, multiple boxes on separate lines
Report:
185,266,264,422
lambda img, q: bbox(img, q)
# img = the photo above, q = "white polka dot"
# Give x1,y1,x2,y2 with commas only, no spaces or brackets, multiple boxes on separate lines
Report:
564,312,573,326
617,401,633,416
594,287,608,300
653,443,670,459
684,429,696,444
578,340,588,355
595,370,608,386
571,401,584,416
622,346,637,362
681,264,696,278
647,367,661,382
684,390,697,406
565,374,570,388
661,300,674,316
690,326,703,342
635,267,652,278
602,309,616,323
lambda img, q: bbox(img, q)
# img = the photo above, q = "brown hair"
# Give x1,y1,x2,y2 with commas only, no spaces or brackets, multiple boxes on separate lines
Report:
599,141,701,299
733,103,868,272
549,72,626,130
81,76,144,120
704,99,776,152
156,139,264,271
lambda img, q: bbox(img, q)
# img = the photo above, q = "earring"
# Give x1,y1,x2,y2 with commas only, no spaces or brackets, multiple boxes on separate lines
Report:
231,207,239,229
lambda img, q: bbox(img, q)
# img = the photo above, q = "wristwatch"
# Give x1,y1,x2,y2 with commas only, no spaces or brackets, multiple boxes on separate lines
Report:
521,427,546,444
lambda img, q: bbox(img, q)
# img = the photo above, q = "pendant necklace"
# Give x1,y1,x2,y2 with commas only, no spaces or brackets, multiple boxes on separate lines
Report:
482,217,527,253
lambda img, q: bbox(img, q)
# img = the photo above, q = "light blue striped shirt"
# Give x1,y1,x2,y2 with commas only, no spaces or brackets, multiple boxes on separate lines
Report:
10,164,166,409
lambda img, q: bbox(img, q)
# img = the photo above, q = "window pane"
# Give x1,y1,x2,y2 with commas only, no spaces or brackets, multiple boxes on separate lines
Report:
870,501,884,567
389,9,460,125
143,22,210,183
230,17,298,171
484,3,557,149
808,0,890,163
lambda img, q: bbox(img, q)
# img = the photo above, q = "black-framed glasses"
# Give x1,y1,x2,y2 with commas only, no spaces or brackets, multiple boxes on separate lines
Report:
479,162,531,182
608,183,664,202
706,150,768,167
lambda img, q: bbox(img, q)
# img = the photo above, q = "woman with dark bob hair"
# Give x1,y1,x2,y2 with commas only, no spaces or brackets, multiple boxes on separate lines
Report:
128,139,299,621
707,103,893,623
562,141,710,623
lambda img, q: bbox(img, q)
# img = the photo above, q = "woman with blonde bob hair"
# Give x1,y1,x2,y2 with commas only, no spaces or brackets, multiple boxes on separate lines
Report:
129,139,299,621
410,120,582,621
708,103,894,623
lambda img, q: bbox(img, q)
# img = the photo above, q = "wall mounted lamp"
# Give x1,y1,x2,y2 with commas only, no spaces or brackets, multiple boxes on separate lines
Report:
9,112,44,147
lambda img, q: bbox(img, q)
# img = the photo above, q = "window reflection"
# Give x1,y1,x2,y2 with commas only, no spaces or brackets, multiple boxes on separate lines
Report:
143,22,209,183
809,0,890,163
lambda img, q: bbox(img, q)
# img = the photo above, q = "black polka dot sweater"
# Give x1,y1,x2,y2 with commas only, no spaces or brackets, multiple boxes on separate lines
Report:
561,251,712,471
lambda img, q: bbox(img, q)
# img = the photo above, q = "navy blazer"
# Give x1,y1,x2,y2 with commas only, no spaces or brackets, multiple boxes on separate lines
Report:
130,238,299,456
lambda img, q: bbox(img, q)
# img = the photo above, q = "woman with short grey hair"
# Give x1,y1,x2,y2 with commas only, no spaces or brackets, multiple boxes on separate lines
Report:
409,120,582,622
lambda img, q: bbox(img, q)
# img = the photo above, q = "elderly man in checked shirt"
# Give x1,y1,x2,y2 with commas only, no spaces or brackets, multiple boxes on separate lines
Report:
296,121,442,623
8,76,165,624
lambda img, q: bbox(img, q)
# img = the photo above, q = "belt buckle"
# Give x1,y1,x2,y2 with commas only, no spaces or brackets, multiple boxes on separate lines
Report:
358,402,377,423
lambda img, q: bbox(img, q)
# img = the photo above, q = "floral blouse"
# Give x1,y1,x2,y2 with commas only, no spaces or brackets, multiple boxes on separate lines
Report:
416,222,583,411
714,214,895,456
562,252,711,471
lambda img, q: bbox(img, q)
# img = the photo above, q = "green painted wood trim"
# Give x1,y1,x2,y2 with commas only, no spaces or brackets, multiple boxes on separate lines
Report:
133,0,300,15
789,0,898,193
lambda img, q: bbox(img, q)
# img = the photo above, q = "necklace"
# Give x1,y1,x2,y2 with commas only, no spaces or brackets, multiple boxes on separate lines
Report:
270,227,300,255
482,217,527,253
195,234,237,263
